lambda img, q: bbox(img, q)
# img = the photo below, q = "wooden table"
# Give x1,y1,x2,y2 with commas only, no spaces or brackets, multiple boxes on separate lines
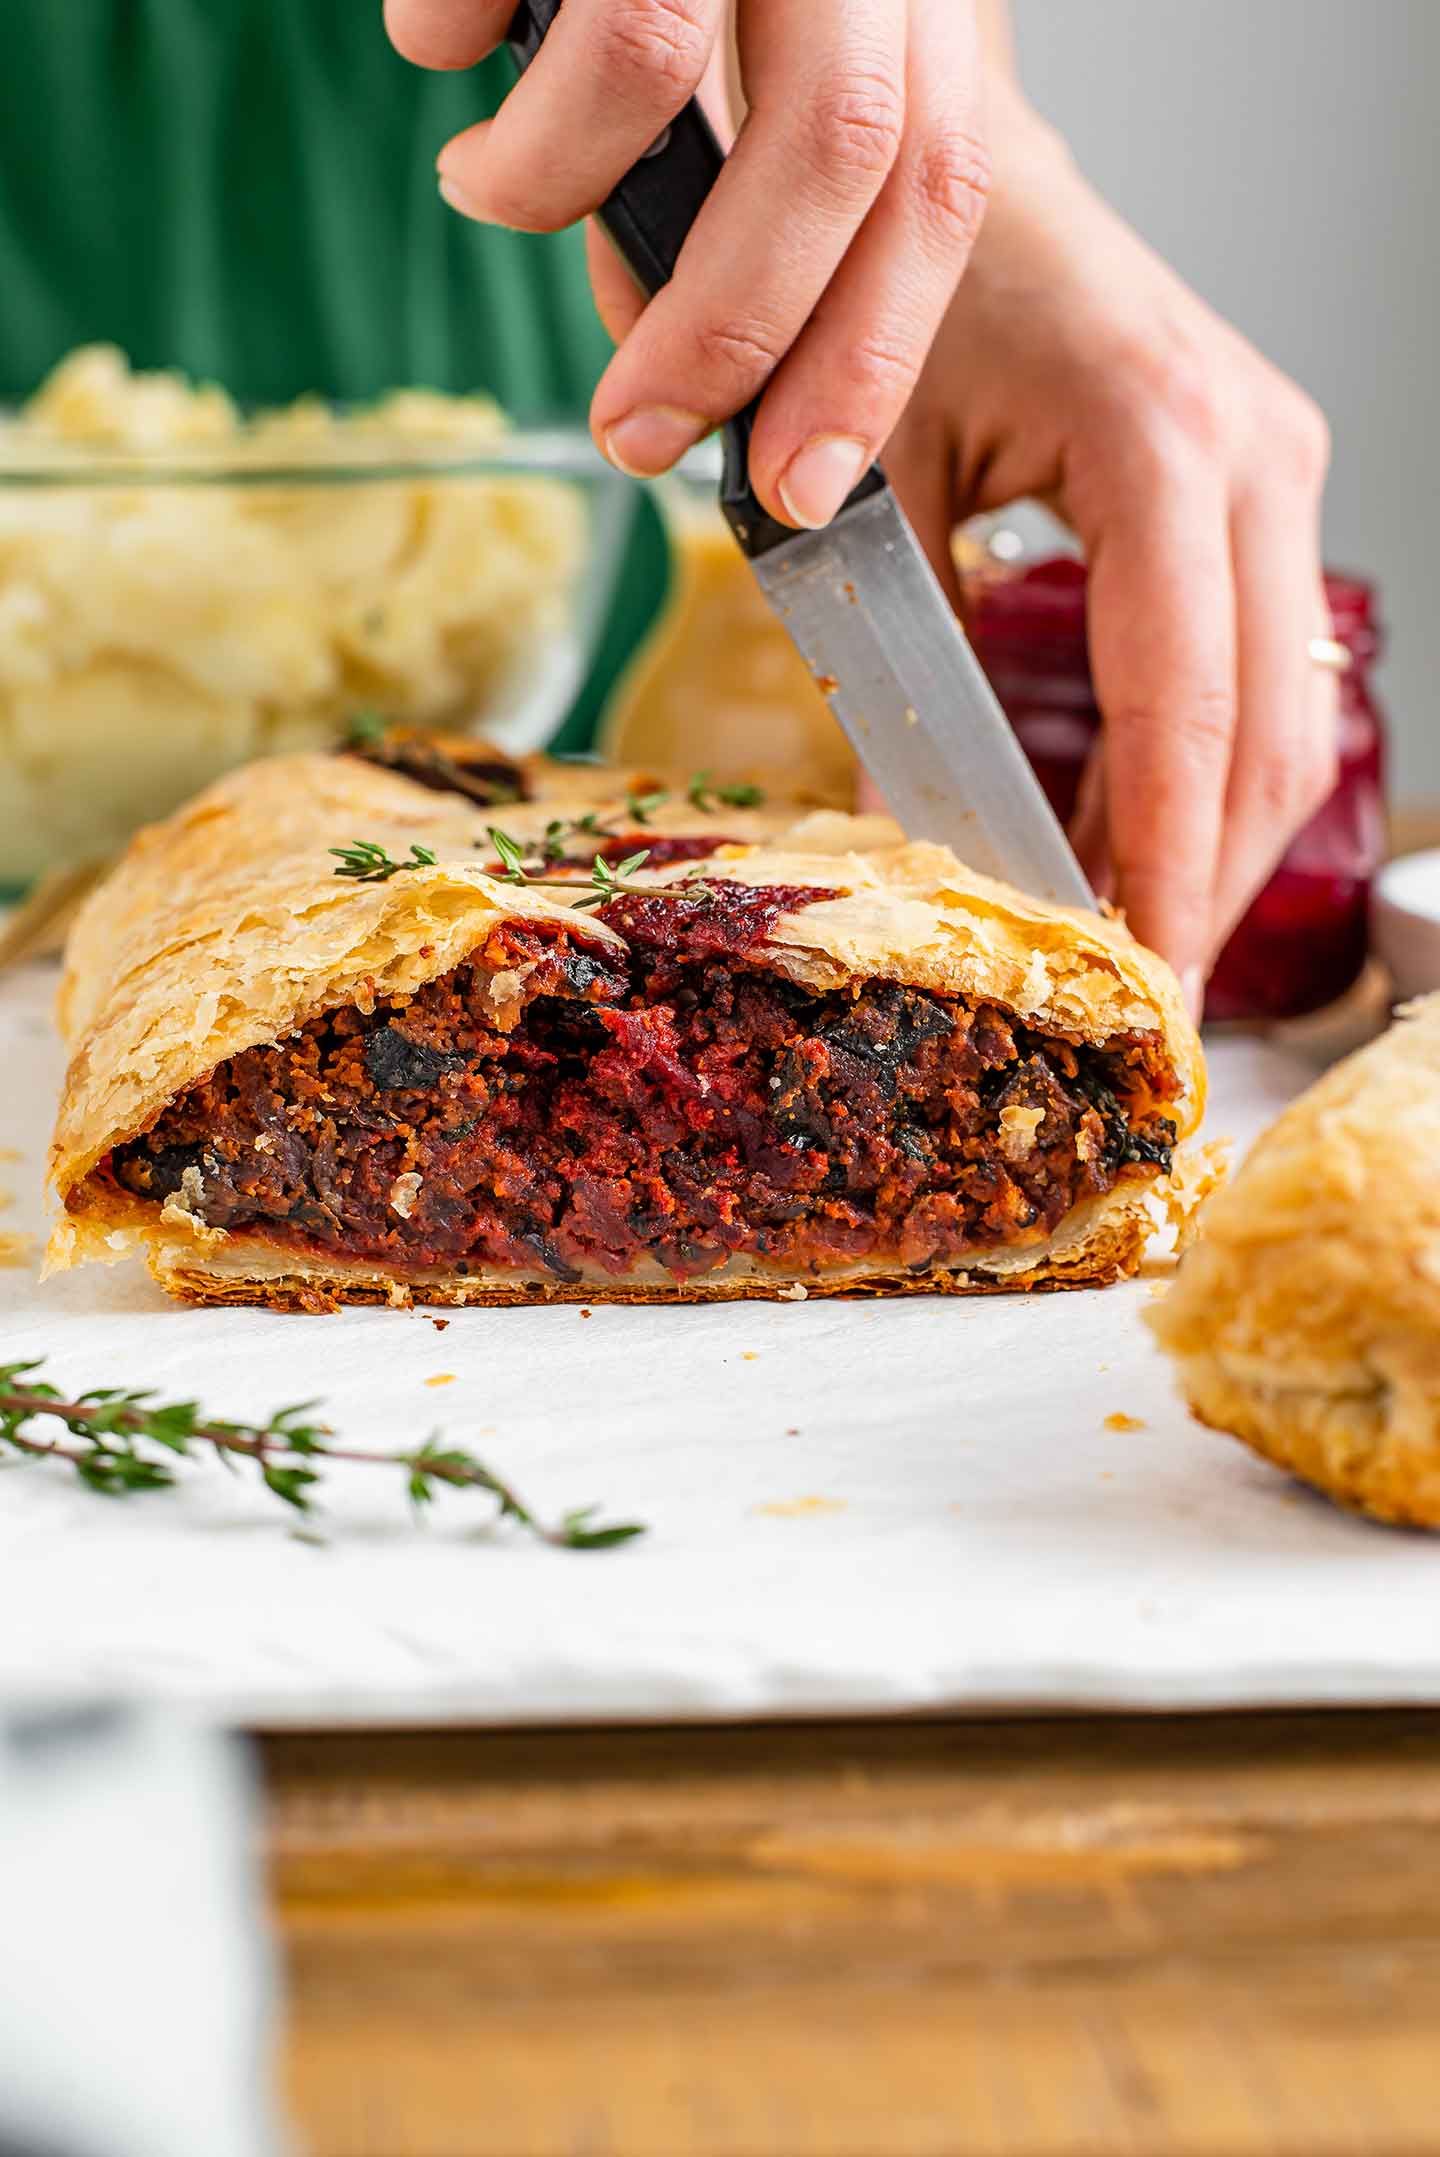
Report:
264,1710,1440,2157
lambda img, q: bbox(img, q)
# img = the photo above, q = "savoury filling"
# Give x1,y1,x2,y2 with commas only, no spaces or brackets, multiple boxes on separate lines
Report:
107,893,1179,1282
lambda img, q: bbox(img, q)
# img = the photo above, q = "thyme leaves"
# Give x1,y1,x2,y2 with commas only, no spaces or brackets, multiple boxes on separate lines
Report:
486,826,721,913
330,839,439,883
0,1362,646,1552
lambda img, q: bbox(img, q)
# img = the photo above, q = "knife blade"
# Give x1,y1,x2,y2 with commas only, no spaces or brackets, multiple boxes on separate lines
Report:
742,485,1095,904
505,0,1095,908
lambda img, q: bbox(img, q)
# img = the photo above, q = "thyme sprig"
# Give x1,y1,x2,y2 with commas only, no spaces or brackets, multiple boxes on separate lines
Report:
537,812,599,865
0,1362,645,1551
687,771,765,813
526,787,687,868
329,765,764,895
623,787,672,825
486,826,720,912
527,776,763,865
344,709,390,748
330,839,439,883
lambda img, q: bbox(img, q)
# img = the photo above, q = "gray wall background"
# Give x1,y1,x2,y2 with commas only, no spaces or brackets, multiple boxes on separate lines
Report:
1011,0,1439,795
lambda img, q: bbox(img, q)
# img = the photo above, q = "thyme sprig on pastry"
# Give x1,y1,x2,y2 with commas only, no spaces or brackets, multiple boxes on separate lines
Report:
621,787,672,825
0,1361,646,1550
686,771,766,813
526,779,758,866
325,824,726,909
330,838,439,883
485,825,722,911
530,793,665,865
543,775,764,827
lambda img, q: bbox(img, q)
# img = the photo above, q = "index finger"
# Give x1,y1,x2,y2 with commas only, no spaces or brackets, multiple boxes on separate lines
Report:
588,0,908,477
1083,458,1237,1008
433,0,721,237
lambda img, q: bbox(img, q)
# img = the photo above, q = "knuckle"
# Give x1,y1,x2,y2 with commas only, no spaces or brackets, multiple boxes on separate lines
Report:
1251,748,1305,824
1113,686,1235,773
841,329,924,408
801,64,906,196
596,0,712,99
1250,702,1341,827
691,316,788,392
1115,336,1226,464
1168,686,1238,765
1157,375,1225,461
913,126,992,249
1269,385,1332,490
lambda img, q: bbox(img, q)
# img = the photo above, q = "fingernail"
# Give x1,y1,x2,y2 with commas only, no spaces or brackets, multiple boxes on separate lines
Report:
778,436,869,530
438,174,480,218
1180,966,1205,1021
603,407,708,478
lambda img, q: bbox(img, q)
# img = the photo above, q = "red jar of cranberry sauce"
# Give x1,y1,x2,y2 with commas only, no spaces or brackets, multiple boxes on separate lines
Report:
964,558,1387,1022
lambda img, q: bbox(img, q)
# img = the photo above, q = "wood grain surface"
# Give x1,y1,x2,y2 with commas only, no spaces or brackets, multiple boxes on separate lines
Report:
264,1712,1440,2157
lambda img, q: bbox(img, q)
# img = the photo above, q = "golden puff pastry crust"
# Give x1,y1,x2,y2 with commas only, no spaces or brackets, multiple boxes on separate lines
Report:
1150,997,1440,1526
48,752,1204,1308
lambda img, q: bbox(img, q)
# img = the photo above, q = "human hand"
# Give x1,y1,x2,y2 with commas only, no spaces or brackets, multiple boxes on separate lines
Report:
883,86,1336,1001
384,0,991,531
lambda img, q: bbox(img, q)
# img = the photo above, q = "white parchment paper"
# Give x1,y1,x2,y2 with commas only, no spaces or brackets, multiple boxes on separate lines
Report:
3,956,1432,1729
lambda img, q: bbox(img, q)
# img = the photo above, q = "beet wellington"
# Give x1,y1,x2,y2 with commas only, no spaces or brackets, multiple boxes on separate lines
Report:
47,755,1205,1310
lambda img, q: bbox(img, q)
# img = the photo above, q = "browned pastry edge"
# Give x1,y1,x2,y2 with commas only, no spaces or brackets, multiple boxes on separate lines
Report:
147,1216,1150,1314
1180,1393,1434,1529
1171,1364,1438,1530
92,1169,1164,1312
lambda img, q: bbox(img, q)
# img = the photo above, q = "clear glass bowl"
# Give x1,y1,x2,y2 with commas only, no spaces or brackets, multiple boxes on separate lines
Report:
0,413,633,892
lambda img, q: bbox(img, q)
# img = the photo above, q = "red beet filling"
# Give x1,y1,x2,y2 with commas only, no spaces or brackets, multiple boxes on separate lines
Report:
105,895,1180,1283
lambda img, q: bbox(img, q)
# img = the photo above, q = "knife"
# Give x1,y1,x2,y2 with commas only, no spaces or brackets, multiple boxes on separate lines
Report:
506,3,1095,909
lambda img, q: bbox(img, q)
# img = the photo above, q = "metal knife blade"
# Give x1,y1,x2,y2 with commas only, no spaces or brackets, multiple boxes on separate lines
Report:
748,482,1096,909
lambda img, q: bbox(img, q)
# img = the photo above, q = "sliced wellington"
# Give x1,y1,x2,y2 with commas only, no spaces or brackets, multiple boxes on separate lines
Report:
48,754,1205,1309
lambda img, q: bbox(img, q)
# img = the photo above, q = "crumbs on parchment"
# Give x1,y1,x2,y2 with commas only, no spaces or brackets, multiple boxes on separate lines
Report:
753,1496,848,1520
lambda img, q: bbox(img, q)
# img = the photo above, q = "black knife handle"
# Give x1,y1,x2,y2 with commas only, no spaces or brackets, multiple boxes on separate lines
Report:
504,0,886,557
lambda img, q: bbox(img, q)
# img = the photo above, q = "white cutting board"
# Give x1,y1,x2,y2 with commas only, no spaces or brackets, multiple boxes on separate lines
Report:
2,955,1432,1729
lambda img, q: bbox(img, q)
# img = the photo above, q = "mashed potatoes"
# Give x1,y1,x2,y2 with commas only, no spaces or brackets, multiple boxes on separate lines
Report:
0,348,590,882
